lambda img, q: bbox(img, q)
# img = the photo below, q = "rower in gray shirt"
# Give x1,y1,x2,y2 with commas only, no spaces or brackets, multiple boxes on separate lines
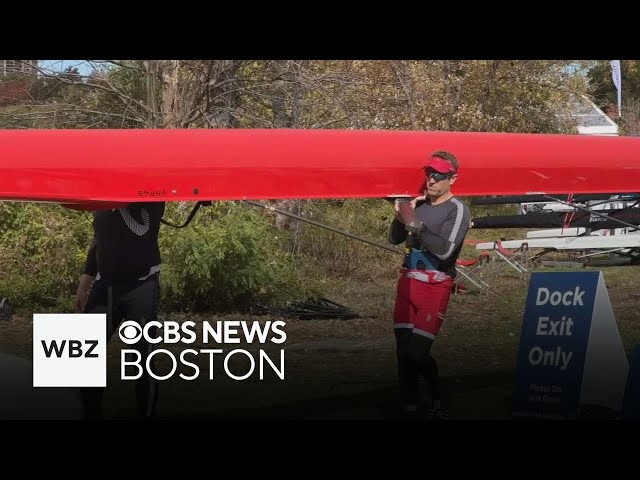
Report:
389,196,470,279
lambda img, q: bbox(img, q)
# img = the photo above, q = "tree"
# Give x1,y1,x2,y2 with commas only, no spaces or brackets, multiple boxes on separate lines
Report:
588,60,640,118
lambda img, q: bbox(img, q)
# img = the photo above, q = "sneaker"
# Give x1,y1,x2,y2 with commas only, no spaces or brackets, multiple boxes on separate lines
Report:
427,408,449,420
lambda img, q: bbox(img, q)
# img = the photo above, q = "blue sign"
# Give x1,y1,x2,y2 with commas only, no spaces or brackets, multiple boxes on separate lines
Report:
512,272,600,419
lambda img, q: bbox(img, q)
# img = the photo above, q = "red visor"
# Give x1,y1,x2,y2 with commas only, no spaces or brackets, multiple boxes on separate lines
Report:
426,157,456,174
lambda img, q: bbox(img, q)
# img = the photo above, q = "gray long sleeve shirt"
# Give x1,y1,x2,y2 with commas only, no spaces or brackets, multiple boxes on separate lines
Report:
389,197,470,278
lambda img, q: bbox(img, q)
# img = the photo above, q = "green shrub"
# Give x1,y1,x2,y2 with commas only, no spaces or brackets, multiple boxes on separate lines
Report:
158,202,302,312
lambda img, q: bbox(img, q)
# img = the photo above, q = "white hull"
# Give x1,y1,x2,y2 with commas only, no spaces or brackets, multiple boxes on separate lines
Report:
476,235,640,251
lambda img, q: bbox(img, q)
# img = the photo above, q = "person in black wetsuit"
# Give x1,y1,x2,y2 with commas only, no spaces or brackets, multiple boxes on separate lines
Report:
75,201,165,420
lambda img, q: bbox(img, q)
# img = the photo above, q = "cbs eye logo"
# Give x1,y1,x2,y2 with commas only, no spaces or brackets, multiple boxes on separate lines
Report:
118,321,143,345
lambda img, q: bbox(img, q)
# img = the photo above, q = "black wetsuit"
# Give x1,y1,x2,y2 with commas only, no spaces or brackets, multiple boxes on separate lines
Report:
81,202,165,419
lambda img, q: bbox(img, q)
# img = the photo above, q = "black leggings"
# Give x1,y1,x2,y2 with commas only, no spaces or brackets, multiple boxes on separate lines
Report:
394,328,443,407
81,274,160,419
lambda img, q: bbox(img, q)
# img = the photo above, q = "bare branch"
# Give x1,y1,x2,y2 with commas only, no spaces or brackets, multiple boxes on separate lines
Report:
22,61,151,119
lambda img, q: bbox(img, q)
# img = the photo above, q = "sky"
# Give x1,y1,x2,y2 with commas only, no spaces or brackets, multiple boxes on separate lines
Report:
39,60,94,76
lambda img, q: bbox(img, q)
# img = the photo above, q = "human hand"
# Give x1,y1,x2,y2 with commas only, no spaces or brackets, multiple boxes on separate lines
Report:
74,274,94,313
394,200,406,223
410,190,427,209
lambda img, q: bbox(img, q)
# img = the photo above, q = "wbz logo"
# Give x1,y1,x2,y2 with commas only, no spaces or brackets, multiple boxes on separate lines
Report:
33,314,106,387
41,340,99,358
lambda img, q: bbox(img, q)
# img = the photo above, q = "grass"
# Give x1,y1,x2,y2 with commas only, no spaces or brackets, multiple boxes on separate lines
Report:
1,198,635,419
3,259,639,420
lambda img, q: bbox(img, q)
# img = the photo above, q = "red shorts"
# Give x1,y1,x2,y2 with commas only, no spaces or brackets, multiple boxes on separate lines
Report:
393,272,453,339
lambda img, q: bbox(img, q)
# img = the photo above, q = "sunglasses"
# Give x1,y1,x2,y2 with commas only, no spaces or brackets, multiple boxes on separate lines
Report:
425,168,455,182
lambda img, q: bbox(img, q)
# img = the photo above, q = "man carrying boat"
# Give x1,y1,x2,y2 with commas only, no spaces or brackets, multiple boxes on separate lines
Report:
389,151,470,420
74,201,165,420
